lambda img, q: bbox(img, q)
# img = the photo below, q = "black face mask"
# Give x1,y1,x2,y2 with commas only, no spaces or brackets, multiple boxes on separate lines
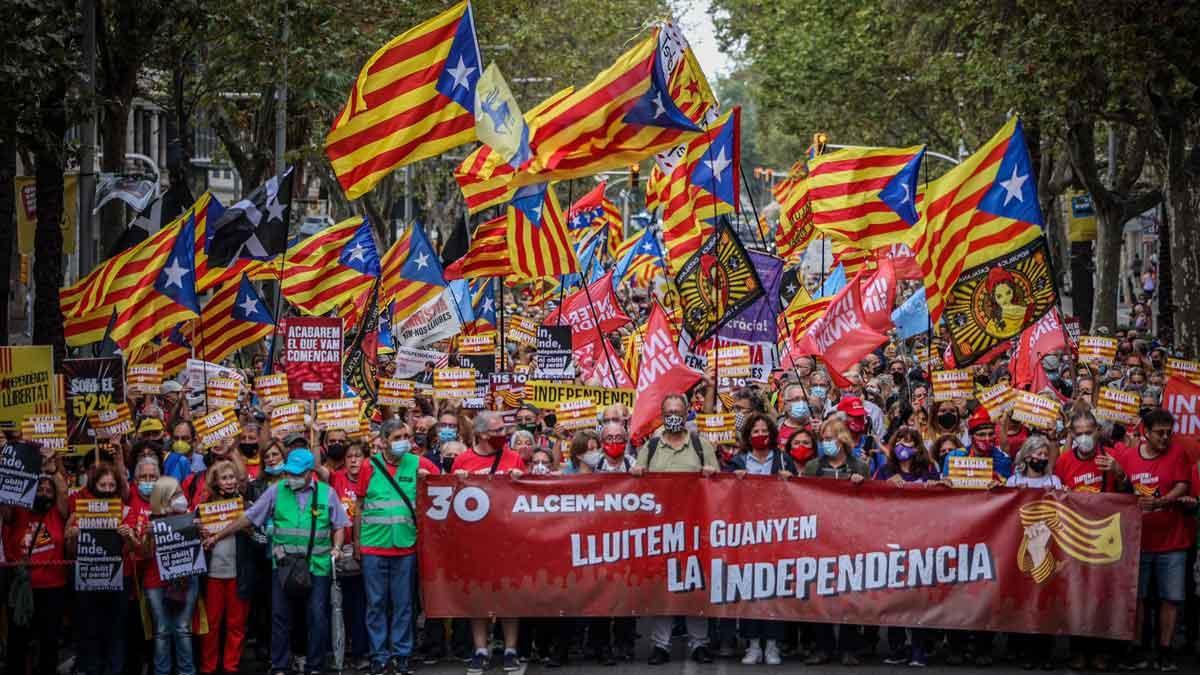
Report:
892,372,905,387
92,489,118,500
1028,458,1049,473
413,432,428,448
33,496,53,513
326,443,347,461
936,411,960,429
239,442,259,457
441,456,455,473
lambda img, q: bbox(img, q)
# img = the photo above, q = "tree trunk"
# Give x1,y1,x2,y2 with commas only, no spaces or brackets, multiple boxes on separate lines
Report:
1091,202,1124,332
0,118,14,346
1157,204,1173,345
33,84,67,364
1164,124,1200,355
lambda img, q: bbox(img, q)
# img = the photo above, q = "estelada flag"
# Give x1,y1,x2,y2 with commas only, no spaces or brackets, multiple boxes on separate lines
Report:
674,218,763,342
942,237,1057,366
630,303,703,445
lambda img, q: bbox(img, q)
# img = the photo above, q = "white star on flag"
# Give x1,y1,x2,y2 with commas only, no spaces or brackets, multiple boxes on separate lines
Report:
162,257,189,288
347,242,367,262
447,56,476,91
651,92,666,119
413,251,430,270
482,296,495,315
704,147,731,182
266,192,286,222
999,164,1028,206
641,241,655,253
238,295,259,316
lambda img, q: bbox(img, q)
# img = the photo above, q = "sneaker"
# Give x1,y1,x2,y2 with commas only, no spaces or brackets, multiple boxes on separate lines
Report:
503,651,521,672
841,653,860,666
909,646,928,667
1158,652,1178,672
648,647,671,665
885,649,910,665
804,651,830,666
764,640,782,666
422,648,446,665
467,651,490,674
742,644,764,665
692,646,714,664
368,662,388,675
1121,654,1149,671
393,656,414,675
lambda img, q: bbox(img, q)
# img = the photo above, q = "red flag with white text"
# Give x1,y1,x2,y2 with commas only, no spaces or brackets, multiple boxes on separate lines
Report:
543,271,632,349
791,272,888,374
631,304,703,444
859,257,897,333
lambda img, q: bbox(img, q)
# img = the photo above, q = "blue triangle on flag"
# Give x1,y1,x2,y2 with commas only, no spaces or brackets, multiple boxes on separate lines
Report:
434,2,481,112
168,322,191,349
154,215,200,313
978,119,1044,226
231,273,273,325
878,148,924,226
339,220,382,276
399,222,446,287
690,117,737,206
622,49,700,132
377,302,395,351
511,183,548,225
471,279,496,326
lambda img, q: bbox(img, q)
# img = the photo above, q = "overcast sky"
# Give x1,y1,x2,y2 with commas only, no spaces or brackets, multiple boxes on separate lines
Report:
675,0,734,80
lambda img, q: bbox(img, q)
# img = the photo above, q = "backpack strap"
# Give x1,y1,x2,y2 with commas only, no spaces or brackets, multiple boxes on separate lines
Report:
370,455,418,525
690,432,706,468
645,437,661,469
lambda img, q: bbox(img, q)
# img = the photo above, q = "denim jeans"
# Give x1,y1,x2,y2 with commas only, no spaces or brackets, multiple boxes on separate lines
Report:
270,569,332,672
77,589,128,675
145,578,200,675
362,554,416,666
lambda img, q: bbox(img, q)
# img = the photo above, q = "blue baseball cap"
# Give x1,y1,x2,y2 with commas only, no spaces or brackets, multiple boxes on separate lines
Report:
282,448,314,475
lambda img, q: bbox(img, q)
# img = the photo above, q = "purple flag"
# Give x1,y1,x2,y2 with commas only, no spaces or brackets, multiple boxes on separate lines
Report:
718,250,784,344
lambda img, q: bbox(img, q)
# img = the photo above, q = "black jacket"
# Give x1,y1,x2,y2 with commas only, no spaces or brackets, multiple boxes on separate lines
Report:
728,449,798,475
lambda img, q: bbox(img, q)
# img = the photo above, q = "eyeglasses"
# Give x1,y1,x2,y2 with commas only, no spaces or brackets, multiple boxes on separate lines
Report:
531,460,552,467
602,435,626,443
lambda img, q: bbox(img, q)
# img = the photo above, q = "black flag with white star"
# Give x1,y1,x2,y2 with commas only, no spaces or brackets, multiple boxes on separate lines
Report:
206,166,294,267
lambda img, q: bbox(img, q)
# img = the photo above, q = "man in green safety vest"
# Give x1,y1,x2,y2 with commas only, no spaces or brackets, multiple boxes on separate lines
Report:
354,420,430,675
207,447,350,675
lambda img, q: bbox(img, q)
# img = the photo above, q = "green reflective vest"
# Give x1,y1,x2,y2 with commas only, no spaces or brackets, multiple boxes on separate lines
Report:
360,454,418,549
272,480,333,577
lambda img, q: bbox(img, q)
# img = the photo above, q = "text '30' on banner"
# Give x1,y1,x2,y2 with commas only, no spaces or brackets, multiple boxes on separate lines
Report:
417,475,1139,640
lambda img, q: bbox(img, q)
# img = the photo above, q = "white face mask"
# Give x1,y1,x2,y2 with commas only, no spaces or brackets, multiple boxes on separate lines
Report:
170,495,189,513
580,450,602,469
285,475,308,491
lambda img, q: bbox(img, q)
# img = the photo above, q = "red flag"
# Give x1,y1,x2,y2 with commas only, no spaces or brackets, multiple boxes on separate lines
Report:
877,243,923,280
631,304,703,444
1163,376,1200,464
859,257,897,333
543,271,631,349
1011,308,1068,390
576,340,634,388
791,272,888,375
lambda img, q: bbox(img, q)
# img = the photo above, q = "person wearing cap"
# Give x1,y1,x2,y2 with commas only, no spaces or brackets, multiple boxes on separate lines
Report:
138,417,165,443
160,379,185,420
205,448,349,675
939,407,1013,483
837,396,885,476
283,432,309,452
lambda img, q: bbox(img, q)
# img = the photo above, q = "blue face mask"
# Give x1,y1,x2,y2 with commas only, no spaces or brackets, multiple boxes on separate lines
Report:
265,464,284,476
390,439,412,456
819,440,840,458
137,481,155,498
437,427,457,442
789,401,810,420
810,386,827,400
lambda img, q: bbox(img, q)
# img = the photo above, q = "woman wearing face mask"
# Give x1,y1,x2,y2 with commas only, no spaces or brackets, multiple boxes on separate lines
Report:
597,422,634,473
2,473,70,675
236,422,263,479
182,437,248,509
163,421,198,483
929,401,967,446
528,448,557,475
200,460,254,675
66,465,130,675
510,429,536,465
564,430,603,474
1004,435,1062,670
870,427,940,667
132,477,201,675
785,428,818,467
799,419,867,666
729,413,794,666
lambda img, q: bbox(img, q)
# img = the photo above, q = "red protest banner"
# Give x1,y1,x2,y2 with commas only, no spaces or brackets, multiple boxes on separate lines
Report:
418,475,1139,640
284,317,342,399
1163,375,1200,463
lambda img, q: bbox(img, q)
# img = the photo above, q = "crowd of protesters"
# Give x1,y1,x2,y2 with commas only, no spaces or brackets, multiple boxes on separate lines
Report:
1,288,1199,675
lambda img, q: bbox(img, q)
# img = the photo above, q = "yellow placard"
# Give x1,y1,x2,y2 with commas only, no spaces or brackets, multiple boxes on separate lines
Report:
126,364,163,396
0,346,57,426
696,413,736,444
269,402,306,437
1094,387,1141,426
526,380,635,411
1011,391,1061,431
316,398,363,434
947,456,993,490
932,369,973,401
87,403,133,439
377,378,416,407
434,367,478,400
193,407,242,449
1078,336,1118,366
15,174,77,255
254,373,290,408
198,497,245,537
21,414,68,451
1165,358,1200,385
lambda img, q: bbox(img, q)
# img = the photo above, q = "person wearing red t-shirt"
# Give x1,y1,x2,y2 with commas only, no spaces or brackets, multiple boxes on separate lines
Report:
1117,408,1193,671
451,412,524,673
1054,409,1124,671
2,469,69,675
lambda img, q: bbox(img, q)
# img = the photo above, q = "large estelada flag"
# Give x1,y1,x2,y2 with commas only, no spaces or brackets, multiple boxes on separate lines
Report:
943,236,1057,366
325,1,481,199
674,218,763,342
913,116,1045,322
807,146,925,250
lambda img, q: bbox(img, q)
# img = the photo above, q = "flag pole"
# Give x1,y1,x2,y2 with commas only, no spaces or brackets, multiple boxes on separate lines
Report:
579,276,623,386
496,277,505,370
267,167,295,374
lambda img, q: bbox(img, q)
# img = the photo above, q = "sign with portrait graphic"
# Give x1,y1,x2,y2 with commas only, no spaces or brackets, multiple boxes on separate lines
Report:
942,238,1056,366
674,219,763,342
